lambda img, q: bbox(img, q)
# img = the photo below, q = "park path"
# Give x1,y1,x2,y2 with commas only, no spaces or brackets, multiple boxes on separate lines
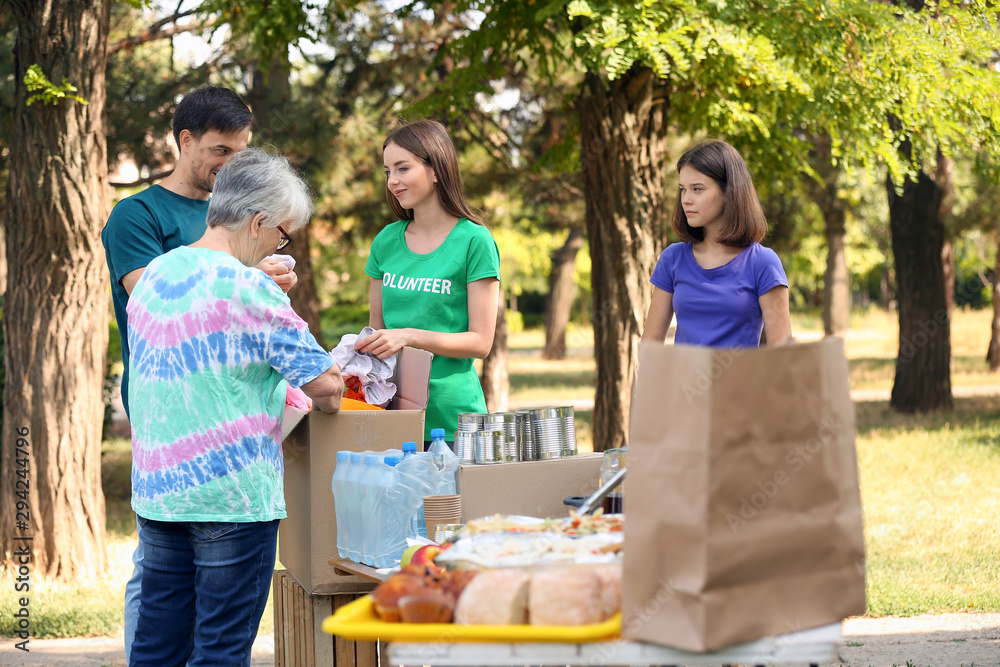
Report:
0,634,272,666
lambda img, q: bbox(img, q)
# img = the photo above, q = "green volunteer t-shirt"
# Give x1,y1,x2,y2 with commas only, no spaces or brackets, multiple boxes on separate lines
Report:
101,185,210,416
365,218,501,441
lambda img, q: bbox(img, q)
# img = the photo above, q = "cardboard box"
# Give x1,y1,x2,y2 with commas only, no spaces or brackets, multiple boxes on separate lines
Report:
279,346,431,595
456,454,603,522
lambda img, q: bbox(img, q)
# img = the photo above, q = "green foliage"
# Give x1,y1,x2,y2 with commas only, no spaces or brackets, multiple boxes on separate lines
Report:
953,231,993,308
203,0,316,66
105,2,214,177
24,64,87,106
506,309,525,334
567,0,698,78
753,1,1000,179
491,218,565,298
320,303,371,347
436,0,1000,203
314,236,372,312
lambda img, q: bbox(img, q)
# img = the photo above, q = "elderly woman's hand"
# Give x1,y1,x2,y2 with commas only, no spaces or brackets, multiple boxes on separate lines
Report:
256,256,298,293
301,364,344,414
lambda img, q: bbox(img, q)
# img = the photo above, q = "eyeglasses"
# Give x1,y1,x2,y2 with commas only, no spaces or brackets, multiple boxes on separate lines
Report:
276,225,293,251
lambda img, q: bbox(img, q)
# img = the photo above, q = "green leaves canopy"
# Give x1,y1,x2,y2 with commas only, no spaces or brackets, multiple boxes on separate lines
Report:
420,0,1000,182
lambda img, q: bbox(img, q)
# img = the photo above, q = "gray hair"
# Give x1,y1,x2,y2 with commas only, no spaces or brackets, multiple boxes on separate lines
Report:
206,147,314,232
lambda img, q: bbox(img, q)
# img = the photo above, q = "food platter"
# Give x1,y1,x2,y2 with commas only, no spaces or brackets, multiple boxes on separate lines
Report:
321,595,622,643
461,512,624,536
435,531,622,571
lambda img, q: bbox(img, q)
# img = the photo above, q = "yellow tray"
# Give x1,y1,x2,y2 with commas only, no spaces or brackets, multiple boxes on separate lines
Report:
321,595,621,643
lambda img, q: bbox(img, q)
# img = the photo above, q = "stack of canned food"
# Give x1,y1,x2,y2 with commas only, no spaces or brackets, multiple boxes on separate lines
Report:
454,406,577,464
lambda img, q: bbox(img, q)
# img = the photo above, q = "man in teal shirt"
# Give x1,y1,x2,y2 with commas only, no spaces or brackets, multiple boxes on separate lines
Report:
101,86,297,661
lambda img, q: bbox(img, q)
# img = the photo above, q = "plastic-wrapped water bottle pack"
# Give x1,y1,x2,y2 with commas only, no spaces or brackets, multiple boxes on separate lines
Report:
332,429,458,567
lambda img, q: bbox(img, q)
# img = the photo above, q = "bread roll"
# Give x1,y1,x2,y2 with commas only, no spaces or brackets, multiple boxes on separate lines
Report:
528,569,602,626
454,571,530,625
594,566,622,621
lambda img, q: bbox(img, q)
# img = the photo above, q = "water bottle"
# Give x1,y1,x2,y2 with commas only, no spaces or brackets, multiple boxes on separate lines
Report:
332,451,352,559
345,452,364,561
428,429,448,467
396,455,438,540
395,441,419,537
427,428,458,494
357,455,384,565
375,456,408,567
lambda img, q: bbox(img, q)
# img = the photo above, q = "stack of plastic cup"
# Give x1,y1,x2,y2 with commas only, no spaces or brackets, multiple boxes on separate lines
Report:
422,494,462,544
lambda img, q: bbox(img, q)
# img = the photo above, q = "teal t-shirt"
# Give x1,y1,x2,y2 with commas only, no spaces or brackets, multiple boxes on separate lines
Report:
101,185,210,416
365,218,501,441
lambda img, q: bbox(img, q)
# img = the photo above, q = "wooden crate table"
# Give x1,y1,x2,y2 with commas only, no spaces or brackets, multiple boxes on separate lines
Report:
272,568,381,667
386,622,843,667
328,558,393,582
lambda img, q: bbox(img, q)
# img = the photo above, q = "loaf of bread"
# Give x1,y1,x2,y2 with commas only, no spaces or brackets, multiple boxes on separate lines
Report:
454,571,530,625
528,569,602,626
594,566,622,621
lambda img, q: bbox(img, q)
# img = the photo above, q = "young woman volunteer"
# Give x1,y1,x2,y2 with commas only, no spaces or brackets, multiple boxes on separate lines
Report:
354,119,501,443
642,139,792,347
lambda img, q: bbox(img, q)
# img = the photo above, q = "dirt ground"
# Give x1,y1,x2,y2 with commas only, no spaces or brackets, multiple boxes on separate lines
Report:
2,613,999,667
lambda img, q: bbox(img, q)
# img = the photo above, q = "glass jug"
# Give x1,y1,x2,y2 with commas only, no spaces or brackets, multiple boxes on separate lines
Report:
600,446,627,514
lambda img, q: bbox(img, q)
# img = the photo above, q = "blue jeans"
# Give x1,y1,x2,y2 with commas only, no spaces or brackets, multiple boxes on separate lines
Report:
129,517,279,667
124,526,142,662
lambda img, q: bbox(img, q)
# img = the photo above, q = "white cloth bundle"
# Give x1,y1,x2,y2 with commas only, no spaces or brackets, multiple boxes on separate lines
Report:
329,326,397,406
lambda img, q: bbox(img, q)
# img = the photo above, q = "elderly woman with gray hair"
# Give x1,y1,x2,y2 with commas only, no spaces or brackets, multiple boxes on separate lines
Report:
126,148,343,667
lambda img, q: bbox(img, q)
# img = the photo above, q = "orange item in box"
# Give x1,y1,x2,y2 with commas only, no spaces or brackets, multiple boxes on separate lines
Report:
340,397,384,411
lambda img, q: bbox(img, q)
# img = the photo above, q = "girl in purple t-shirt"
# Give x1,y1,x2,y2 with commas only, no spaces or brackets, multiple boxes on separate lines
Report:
642,140,792,348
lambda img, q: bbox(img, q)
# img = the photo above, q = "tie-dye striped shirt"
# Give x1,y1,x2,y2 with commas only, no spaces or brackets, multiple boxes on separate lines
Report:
126,246,333,522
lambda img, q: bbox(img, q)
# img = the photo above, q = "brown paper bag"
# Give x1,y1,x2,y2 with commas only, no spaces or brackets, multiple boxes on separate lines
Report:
622,337,865,652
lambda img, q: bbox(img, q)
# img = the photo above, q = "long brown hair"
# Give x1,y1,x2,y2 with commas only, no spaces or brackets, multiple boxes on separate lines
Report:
671,140,767,247
383,119,484,225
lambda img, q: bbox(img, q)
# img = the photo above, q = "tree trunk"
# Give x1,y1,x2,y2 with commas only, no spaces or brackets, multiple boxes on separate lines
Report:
542,227,585,360
810,134,850,337
937,152,955,317
986,234,1000,370
283,230,325,347
941,239,955,316
481,294,509,412
1,0,111,579
248,55,325,347
886,167,953,413
0,223,6,294
579,68,668,452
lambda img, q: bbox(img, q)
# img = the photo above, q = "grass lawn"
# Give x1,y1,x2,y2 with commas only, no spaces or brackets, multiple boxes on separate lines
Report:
856,398,1000,615
3,307,1000,638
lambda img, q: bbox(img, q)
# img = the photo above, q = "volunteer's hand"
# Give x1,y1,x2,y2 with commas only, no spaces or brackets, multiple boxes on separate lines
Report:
345,375,362,392
256,257,298,293
354,328,409,359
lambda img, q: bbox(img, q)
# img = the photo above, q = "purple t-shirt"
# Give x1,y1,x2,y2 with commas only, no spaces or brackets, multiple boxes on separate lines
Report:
650,242,788,348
